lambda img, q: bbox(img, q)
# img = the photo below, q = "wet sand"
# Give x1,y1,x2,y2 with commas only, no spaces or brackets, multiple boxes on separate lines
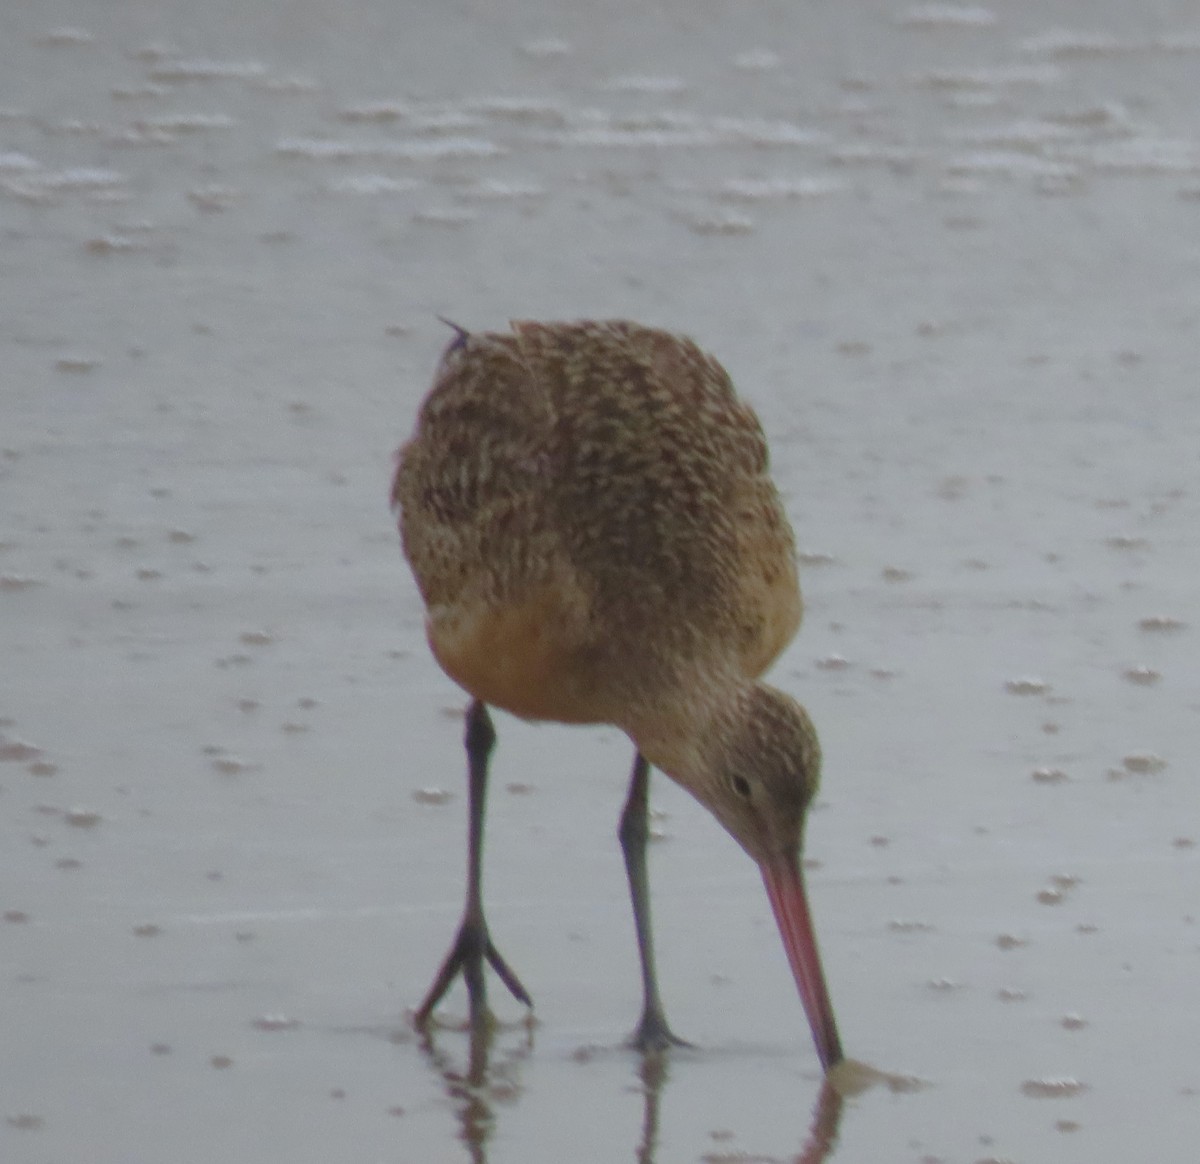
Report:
3,1,1200,1160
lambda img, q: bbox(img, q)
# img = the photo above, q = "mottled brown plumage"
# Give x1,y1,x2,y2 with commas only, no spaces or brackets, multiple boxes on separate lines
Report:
394,321,800,748
393,320,842,1068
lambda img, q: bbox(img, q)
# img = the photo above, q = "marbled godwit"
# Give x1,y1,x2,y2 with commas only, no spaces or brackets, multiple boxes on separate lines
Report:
392,319,843,1069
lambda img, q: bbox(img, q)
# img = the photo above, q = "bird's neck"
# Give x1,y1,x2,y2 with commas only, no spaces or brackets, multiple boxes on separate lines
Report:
624,676,752,790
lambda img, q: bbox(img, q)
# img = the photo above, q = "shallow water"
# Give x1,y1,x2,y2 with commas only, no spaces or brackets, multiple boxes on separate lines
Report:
4,1,1200,1160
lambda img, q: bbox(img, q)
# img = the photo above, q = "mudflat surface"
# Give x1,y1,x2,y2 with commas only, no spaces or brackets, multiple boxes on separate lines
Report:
3,2,1200,1161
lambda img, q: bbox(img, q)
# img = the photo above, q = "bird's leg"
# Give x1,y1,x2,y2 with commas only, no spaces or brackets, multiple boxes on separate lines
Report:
619,752,691,1051
414,700,532,1030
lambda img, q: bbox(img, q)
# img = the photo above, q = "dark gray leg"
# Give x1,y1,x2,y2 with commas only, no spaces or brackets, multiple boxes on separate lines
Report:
414,701,532,1028
619,752,690,1051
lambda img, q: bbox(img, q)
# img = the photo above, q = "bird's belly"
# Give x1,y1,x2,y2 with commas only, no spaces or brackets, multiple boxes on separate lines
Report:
427,598,604,725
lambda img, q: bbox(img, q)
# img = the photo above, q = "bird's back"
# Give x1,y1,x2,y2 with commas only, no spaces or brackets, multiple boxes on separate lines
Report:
393,320,801,725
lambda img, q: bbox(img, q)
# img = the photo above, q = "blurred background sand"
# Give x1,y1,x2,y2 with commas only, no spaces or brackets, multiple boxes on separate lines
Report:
3,2,1200,1161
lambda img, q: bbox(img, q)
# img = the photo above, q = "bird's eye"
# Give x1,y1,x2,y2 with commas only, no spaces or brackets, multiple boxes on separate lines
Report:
730,774,752,800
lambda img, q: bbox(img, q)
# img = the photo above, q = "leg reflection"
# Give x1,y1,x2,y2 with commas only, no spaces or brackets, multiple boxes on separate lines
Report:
418,1019,534,1164
416,1026,844,1164
630,1051,844,1164
634,1050,669,1164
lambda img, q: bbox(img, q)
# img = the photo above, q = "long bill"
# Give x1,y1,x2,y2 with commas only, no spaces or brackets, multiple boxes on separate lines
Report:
761,852,843,1071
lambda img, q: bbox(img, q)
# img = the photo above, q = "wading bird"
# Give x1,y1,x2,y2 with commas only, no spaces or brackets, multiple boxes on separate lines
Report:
392,319,842,1069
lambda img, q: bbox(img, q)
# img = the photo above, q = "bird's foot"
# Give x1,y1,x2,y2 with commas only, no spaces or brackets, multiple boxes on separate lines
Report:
627,1007,693,1054
414,913,532,1030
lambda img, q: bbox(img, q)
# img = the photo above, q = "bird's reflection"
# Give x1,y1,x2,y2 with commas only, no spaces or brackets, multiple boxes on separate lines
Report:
418,1022,534,1164
417,1025,846,1164
797,1079,844,1164
633,1051,668,1164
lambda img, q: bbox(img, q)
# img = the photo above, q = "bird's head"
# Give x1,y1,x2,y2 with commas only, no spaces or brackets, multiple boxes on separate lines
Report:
700,683,822,866
655,682,844,1070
